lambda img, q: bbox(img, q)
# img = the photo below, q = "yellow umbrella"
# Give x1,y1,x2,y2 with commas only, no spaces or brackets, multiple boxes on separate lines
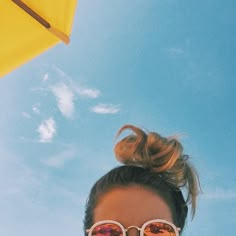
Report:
0,0,77,78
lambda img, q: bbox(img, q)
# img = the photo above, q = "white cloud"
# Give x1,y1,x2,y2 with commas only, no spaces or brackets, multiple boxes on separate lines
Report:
52,65,101,99
22,112,31,119
51,83,75,118
42,73,49,81
76,87,101,98
41,149,75,168
167,47,184,58
37,118,56,143
32,104,41,114
202,188,236,200
91,103,120,114
52,65,66,77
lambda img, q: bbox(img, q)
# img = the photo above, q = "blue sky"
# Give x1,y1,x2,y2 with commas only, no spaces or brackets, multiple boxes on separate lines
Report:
1,0,236,235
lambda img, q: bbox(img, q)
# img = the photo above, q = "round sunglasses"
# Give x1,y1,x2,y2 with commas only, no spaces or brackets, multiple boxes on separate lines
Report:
86,219,181,236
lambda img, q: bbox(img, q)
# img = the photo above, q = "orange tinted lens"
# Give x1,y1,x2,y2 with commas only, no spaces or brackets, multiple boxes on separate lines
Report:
144,222,176,236
92,223,123,236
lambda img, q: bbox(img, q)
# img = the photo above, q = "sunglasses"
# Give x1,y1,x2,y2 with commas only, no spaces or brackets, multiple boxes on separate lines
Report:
86,219,181,236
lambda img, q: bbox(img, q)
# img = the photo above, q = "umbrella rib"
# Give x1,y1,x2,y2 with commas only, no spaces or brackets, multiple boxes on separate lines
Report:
11,0,70,44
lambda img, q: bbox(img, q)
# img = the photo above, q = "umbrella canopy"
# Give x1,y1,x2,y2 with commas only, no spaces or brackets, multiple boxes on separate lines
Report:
0,0,77,78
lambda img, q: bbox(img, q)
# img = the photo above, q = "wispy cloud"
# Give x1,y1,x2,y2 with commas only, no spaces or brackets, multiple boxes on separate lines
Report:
42,73,49,81
52,66,101,99
32,104,41,114
51,83,75,118
91,103,120,114
41,149,76,168
52,65,68,78
39,66,118,119
0,145,84,235
167,47,184,58
202,188,236,200
0,145,43,198
37,117,56,143
22,112,31,119
75,87,101,98
53,185,87,207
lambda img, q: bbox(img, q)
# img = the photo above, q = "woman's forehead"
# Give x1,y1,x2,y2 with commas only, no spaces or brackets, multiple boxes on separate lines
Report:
93,185,173,227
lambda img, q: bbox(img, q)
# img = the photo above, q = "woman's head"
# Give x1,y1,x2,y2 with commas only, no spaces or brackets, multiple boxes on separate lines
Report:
93,184,175,236
84,125,200,235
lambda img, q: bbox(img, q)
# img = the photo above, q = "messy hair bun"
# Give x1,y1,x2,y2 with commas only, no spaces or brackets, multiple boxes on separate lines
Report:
114,124,200,217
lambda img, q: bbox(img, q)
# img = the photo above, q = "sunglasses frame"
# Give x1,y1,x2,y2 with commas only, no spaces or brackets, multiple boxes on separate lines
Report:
86,219,181,236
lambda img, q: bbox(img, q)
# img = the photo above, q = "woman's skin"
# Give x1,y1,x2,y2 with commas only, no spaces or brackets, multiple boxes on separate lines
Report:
94,184,173,236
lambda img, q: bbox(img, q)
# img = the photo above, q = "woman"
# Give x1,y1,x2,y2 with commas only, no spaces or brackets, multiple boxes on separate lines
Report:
84,124,200,236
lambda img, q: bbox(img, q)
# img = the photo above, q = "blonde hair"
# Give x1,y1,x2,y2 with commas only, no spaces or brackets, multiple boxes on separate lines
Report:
114,124,200,217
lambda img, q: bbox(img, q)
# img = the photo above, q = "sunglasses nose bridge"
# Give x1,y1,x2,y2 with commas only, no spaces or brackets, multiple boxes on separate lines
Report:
125,225,141,236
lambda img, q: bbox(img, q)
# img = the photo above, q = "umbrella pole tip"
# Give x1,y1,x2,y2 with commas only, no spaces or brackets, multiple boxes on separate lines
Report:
48,26,70,45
